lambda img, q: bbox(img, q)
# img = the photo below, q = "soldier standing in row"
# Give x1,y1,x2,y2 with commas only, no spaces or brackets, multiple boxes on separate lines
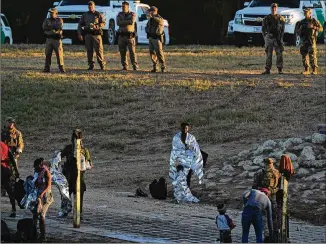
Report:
296,8,323,75
145,6,166,73
117,1,139,71
78,1,106,70
262,3,285,75
42,8,65,73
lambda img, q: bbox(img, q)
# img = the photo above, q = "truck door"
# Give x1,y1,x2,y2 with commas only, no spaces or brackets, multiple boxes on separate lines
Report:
136,5,148,44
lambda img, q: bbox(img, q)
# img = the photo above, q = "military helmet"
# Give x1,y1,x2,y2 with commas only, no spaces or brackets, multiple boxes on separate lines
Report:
48,8,58,14
271,3,278,8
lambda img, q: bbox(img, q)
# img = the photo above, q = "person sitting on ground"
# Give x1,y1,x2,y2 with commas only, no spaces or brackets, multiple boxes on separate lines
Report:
172,164,199,203
169,122,204,196
215,203,236,243
241,189,273,243
32,158,53,242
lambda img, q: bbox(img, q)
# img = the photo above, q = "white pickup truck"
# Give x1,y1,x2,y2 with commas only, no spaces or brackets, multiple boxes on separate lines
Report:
48,0,170,45
232,0,326,47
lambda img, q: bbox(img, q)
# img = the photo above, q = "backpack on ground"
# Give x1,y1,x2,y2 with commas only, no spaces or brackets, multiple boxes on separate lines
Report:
149,177,167,200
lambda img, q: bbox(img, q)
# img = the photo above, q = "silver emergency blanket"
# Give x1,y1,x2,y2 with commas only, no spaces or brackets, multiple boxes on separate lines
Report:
50,150,72,217
172,170,199,203
20,151,72,217
169,132,204,203
20,174,38,211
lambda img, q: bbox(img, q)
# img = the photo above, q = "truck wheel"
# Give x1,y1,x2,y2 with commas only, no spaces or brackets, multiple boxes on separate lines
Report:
233,33,246,47
295,32,301,46
107,20,116,45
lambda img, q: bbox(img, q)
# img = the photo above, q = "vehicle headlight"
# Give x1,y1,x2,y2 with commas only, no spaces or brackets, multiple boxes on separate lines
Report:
235,14,243,24
282,15,294,24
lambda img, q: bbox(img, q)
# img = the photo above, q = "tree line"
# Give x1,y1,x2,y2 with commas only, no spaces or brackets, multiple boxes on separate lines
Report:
2,0,245,44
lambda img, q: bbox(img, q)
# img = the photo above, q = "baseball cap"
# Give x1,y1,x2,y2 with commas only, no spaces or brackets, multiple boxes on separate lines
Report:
48,8,58,14
303,7,312,13
6,117,15,123
149,6,158,11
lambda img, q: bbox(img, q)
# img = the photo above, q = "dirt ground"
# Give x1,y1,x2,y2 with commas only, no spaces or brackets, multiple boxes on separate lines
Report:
1,44,325,239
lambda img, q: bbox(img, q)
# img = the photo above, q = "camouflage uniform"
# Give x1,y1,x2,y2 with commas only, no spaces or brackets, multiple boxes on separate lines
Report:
145,12,166,72
253,165,281,241
262,14,285,73
117,11,138,70
42,9,65,72
1,126,24,159
78,10,106,69
296,13,323,74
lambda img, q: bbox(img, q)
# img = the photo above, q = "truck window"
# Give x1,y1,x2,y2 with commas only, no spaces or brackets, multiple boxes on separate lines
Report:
305,0,322,8
137,6,144,16
250,0,300,8
1,15,10,27
61,0,109,6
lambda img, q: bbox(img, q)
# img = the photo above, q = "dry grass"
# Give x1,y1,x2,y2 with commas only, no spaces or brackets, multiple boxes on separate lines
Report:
1,44,325,186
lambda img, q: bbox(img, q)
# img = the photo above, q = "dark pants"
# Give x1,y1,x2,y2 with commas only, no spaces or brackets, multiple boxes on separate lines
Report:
187,150,208,187
63,161,86,213
1,166,16,212
219,230,232,243
242,206,263,243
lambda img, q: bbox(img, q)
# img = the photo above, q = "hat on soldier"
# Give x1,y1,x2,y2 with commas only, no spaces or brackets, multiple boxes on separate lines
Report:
271,3,278,8
6,117,15,123
88,1,95,5
48,8,58,14
149,6,158,12
303,7,312,13
264,158,274,165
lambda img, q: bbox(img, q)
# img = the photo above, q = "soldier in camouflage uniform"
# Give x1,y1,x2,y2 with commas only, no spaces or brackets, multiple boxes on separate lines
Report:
117,1,138,71
42,8,65,73
1,117,23,211
1,117,24,162
145,6,166,73
296,8,323,75
253,158,281,242
262,3,285,74
78,1,106,70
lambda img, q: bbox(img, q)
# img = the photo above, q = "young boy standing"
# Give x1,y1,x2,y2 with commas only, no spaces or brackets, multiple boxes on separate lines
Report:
215,204,235,243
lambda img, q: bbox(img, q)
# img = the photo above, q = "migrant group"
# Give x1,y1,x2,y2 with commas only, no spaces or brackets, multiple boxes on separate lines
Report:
1,117,295,243
43,2,322,75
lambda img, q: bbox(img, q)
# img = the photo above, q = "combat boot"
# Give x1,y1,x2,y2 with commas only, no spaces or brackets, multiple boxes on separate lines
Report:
122,66,128,71
133,65,138,71
278,68,283,74
88,65,94,71
100,64,106,71
151,66,157,73
161,66,166,73
312,67,318,75
301,67,310,75
43,67,50,73
262,69,270,75
59,65,65,73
